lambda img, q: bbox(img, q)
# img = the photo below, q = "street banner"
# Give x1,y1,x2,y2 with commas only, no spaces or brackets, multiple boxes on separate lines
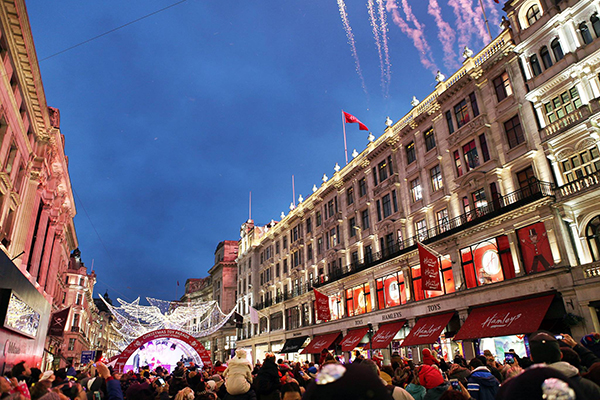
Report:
418,243,442,291
314,289,331,321
48,307,70,337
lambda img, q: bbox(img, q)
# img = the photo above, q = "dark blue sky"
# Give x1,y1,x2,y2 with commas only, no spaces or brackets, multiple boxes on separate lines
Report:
26,1,503,302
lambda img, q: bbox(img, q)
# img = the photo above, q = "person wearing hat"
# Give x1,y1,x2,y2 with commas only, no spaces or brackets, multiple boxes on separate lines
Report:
465,358,499,400
422,349,440,367
362,359,414,400
253,354,281,400
529,330,600,400
418,364,448,400
496,365,586,400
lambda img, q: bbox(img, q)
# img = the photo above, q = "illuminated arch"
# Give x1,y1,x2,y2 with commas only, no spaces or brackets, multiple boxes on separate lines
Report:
114,329,212,372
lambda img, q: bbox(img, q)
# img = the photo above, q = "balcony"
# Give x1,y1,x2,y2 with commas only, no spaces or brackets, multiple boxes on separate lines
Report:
557,170,600,201
540,103,596,142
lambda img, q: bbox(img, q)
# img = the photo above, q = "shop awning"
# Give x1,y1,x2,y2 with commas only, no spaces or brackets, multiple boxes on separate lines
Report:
402,312,455,346
301,332,342,354
366,321,406,349
454,295,554,340
340,327,369,351
280,336,309,353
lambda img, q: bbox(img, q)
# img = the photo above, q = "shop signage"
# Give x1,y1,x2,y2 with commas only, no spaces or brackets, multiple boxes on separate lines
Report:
381,311,402,321
418,244,442,291
314,289,331,321
354,319,364,326
427,304,441,313
293,332,304,337
481,312,522,329
413,323,443,338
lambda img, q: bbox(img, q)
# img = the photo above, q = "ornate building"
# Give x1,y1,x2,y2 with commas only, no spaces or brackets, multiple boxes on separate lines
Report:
0,0,79,372
235,0,600,364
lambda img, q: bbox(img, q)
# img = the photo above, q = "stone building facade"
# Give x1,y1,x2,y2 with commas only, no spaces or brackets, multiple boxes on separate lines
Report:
235,0,600,364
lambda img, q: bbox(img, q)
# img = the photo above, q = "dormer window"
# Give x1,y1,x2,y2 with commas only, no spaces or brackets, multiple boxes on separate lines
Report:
526,5,541,26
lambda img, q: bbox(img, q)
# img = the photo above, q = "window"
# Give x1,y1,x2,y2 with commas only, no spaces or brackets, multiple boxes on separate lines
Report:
359,177,367,197
376,272,408,308
283,236,288,249
345,283,372,316
551,39,564,61
540,46,552,69
372,167,378,186
561,146,600,183
430,165,443,192
5,143,17,174
307,244,313,260
424,127,436,151
463,140,479,171
361,209,370,230
445,111,454,134
415,219,427,241
378,159,389,182
68,338,76,351
76,293,82,305
276,241,280,254
454,150,463,177
544,87,582,123
592,15,600,38
479,134,490,162
276,263,280,277
382,193,392,218
410,178,422,202
460,236,514,289
586,215,600,261
526,4,541,26
471,188,487,209
530,54,542,76
493,72,513,102
392,190,398,213
580,22,593,45
437,208,449,232
364,245,373,263
306,217,312,234
406,141,416,164
504,115,524,148
283,259,288,274
469,92,480,117
376,200,382,221
462,196,471,215
316,211,322,227
346,186,354,206
326,199,335,219
385,233,394,254
73,313,80,328
454,99,470,128
349,217,357,237
316,238,323,255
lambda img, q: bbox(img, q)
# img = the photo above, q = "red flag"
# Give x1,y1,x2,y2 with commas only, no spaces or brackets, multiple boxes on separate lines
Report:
314,289,331,321
343,111,369,131
494,0,499,3
418,243,442,291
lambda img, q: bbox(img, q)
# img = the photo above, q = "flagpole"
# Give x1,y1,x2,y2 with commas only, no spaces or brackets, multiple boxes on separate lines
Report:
342,110,349,165
478,0,492,42
292,175,296,206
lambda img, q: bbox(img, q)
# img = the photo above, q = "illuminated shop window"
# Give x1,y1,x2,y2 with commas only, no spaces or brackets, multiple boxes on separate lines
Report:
345,283,372,317
460,236,515,289
376,271,408,309
328,292,344,320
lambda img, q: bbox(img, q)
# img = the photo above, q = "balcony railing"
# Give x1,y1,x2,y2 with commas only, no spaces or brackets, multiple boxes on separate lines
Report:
557,170,600,200
253,181,553,310
540,104,593,142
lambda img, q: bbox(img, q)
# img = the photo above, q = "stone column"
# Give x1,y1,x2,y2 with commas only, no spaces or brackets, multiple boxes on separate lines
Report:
506,230,524,276
28,207,50,280
551,208,578,267
534,103,547,129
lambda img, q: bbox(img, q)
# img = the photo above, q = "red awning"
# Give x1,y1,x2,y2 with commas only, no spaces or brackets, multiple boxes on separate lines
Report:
301,332,342,354
366,321,406,349
402,312,454,346
340,327,369,351
454,295,554,340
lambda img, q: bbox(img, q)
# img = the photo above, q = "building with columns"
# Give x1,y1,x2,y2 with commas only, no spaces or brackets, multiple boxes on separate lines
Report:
235,0,600,364
0,0,79,372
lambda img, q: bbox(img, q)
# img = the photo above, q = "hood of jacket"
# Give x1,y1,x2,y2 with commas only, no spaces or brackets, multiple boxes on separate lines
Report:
548,361,579,378
470,367,499,387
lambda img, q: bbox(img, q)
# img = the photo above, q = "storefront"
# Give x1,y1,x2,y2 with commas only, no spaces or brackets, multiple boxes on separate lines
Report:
255,343,269,365
279,336,309,362
340,327,369,362
454,294,555,360
401,312,458,362
301,332,342,361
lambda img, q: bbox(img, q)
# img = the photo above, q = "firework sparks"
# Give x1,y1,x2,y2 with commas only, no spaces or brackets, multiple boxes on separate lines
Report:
367,0,387,95
337,0,368,95
428,0,459,70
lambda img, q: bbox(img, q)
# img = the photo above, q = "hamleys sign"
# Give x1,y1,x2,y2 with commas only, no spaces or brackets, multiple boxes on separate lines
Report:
481,312,522,329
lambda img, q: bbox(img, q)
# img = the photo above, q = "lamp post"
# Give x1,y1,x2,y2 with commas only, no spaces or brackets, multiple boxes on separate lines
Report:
367,323,373,359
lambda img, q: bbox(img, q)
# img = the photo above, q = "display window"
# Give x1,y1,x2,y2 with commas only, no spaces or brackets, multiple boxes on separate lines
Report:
461,236,514,289
411,257,455,301
516,222,554,273
345,283,372,316
329,292,344,320
376,271,408,309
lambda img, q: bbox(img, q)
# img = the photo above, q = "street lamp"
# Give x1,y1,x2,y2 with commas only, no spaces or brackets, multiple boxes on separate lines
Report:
367,323,373,359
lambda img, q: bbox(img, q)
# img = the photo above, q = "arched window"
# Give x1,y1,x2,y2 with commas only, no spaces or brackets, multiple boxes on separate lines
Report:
580,22,593,45
527,5,542,26
540,46,552,69
586,215,600,261
551,38,564,61
530,54,542,76
592,14,600,38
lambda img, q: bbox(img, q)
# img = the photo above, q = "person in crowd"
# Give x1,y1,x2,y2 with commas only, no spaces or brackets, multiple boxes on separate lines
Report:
497,365,586,400
362,359,414,400
560,332,600,368
223,349,253,397
11,362,32,387
29,380,51,400
583,361,600,386
253,354,281,400
279,382,301,400
466,358,499,400
447,361,470,387
418,364,448,400
580,332,600,359
303,363,393,400
405,370,426,400
529,330,600,400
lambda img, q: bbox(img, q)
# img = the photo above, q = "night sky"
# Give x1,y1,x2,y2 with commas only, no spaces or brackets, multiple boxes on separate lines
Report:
26,1,503,302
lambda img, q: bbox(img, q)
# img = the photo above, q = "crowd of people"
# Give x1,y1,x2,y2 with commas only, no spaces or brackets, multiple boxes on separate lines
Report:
2,331,600,400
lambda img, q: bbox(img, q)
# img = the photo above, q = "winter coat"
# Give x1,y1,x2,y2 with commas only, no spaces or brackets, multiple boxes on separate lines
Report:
448,364,470,387
223,356,253,395
253,359,281,399
423,383,449,400
548,361,600,400
466,366,499,400
405,383,426,400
